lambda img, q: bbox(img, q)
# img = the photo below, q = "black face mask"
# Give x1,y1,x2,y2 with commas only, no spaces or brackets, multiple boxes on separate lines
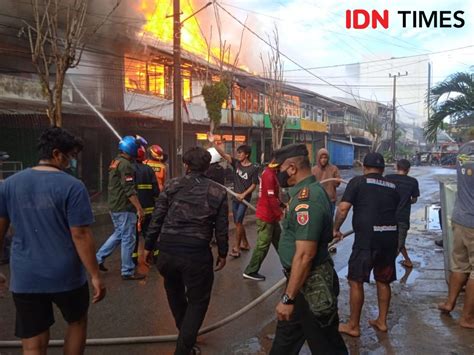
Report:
277,169,291,188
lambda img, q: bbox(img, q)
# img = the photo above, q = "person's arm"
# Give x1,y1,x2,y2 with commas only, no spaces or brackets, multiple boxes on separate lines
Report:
277,239,317,321
0,217,10,257
334,167,342,187
411,179,420,204
144,181,171,263
208,133,232,163
70,226,106,303
333,201,352,239
121,161,144,221
214,193,229,271
237,183,257,201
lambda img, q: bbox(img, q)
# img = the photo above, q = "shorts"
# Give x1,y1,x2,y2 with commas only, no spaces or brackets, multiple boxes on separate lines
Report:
398,222,410,250
12,282,89,338
451,222,474,279
232,200,248,224
348,248,397,284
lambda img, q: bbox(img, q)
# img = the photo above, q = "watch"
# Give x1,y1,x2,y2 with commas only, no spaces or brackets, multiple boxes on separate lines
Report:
281,293,295,305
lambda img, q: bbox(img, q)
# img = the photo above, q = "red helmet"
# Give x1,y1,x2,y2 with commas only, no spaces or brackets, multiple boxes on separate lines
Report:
149,145,164,161
137,145,146,162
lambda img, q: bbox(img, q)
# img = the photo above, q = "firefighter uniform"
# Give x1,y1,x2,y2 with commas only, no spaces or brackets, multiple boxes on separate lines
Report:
144,159,167,192
144,172,228,355
132,161,159,264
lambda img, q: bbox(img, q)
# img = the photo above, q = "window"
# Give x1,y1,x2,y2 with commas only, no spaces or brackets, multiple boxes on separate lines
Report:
182,69,192,102
148,63,165,97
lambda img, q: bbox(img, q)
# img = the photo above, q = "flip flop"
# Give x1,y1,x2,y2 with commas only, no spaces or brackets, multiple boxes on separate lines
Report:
240,246,251,251
229,249,241,258
400,260,413,268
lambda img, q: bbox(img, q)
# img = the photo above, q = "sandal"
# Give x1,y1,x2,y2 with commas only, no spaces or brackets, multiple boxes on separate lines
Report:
229,248,241,258
400,259,413,268
240,245,251,251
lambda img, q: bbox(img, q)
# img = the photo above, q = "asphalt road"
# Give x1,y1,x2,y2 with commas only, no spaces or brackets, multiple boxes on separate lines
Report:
0,166,458,354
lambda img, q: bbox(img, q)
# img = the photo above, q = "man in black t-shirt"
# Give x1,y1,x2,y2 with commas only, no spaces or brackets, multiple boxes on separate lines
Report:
209,134,259,257
333,152,399,337
386,159,420,268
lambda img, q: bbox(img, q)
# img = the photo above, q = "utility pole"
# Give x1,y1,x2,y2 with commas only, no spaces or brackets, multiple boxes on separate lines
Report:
172,0,182,178
389,71,408,158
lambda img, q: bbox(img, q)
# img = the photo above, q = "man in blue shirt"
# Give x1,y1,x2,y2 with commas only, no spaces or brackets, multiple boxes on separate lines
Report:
0,127,106,354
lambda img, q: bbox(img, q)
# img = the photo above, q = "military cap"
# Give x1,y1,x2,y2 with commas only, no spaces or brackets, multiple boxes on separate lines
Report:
268,144,308,168
363,152,385,168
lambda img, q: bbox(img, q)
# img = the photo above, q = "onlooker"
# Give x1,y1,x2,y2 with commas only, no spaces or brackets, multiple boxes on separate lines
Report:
209,134,258,257
386,159,420,268
312,148,341,213
0,127,106,354
96,136,145,280
243,162,282,281
438,141,474,329
205,147,226,185
144,147,228,354
269,144,347,354
334,152,399,337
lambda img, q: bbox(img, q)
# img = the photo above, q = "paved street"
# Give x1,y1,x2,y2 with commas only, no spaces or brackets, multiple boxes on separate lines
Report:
1,166,473,354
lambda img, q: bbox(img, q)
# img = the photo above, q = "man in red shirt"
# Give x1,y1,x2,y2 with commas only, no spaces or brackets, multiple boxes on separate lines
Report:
243,163,283,281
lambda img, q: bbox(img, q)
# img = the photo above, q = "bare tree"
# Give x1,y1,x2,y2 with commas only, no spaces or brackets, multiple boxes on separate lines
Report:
201,4,247,135
349,92,389,152
23,0,120,127
260,27,286,150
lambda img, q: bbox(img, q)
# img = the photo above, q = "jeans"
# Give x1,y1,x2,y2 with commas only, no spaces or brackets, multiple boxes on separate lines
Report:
156,251,214,355
244,219,281,274
270,292,347,355
96,211,137,276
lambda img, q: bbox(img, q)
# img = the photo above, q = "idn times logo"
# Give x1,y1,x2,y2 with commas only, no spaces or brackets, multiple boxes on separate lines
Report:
345,9,465,29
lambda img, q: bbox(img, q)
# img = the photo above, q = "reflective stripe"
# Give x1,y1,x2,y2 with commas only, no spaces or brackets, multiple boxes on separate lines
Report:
137,184,153,189
144,207,154,215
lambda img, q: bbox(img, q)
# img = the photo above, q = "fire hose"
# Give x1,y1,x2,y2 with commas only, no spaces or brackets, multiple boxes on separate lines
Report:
0,179,353,348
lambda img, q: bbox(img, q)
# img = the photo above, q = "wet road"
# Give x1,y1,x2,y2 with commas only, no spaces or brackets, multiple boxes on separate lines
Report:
2,166,470,355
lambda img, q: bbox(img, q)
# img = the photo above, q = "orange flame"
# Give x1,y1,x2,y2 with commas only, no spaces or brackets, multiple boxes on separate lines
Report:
138,0,212,58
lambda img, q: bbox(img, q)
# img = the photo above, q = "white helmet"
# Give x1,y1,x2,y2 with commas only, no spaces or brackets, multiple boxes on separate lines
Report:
207,147,223,164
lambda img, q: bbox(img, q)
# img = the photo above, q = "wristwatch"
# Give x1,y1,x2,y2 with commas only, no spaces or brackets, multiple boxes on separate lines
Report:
281,293,295,305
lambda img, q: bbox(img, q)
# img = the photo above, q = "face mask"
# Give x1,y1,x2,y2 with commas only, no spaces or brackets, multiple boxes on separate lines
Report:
70,158,77,169
277,169,291,188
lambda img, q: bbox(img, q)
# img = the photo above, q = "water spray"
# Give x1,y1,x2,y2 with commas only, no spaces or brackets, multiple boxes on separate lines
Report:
69,79,122,141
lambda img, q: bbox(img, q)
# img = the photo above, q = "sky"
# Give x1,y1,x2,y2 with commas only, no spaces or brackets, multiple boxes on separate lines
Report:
188,0,473,124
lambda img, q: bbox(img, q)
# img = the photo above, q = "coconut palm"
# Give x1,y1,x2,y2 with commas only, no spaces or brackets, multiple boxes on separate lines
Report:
425,71,474,142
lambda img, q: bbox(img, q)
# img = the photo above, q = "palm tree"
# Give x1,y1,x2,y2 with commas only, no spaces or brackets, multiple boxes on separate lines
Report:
425,71,474,142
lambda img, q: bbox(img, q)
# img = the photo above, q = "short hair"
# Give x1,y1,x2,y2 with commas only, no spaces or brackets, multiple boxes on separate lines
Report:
288,156,311,170
37,127,83,160
397,159,411,171
182,147,211,172
237,144,251,157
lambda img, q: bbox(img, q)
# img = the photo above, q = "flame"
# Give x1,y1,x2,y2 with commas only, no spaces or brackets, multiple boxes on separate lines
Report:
139,0,212,58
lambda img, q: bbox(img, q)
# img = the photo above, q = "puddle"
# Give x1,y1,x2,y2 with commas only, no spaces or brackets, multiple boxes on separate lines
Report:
426,204,441,230
337,257,421,285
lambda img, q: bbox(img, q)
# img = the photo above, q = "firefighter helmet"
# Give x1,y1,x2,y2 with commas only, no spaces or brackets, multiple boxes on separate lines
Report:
149,145,164,161
137,145,146,162
207,147,222,164
118,136,139,157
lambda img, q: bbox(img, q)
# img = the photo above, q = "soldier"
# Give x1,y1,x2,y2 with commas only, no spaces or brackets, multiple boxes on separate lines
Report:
96,136,145,280
144,147,228,355
269,144,347,354
131,145,160,265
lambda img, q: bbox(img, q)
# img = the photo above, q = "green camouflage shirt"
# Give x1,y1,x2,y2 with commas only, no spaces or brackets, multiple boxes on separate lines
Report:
107,155,137,212
278,175,332,270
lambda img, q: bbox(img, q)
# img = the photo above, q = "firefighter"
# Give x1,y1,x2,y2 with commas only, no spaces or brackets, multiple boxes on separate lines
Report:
144,145,167,191
131,145,160,265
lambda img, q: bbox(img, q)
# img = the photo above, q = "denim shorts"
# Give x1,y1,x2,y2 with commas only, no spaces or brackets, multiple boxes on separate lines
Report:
232,200,248,224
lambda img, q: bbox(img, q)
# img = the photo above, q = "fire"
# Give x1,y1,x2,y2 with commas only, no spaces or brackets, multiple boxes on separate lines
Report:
139,0,211,58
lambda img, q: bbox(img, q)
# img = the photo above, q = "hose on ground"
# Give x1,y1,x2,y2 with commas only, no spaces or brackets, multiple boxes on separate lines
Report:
0,178,352,347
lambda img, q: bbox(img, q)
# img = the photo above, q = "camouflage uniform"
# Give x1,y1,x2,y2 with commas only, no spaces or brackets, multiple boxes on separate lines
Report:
144,172,228,355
